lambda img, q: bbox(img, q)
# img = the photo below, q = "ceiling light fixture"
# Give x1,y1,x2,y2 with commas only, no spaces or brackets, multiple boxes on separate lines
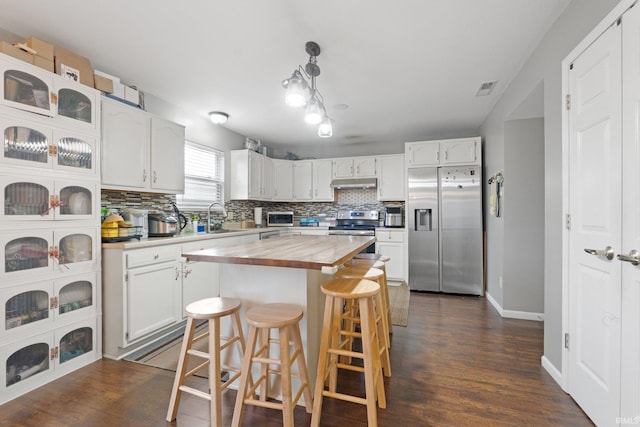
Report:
282,41,333,138
208,111,229,124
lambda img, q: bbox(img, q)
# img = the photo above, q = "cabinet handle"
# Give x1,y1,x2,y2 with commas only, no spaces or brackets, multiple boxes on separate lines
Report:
183,268,192,278
153,171,158,183
174,267,180,280
436,152,440,161
142,169,147,182
154,254,159,260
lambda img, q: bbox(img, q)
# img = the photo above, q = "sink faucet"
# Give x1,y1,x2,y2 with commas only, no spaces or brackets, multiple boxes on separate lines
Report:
207,202,228,233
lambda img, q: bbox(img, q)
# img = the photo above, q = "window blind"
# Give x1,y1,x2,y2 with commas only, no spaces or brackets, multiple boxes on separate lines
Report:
176,142,224,209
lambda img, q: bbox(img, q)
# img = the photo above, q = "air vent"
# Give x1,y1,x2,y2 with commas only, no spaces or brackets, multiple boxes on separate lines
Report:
476,81,498,96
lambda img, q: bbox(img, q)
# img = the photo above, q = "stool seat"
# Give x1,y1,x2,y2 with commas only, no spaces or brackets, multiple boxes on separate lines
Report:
186,297,241,319
336,265,384,280
321,278,380,298
354,253,391,263
245,303,303,328
351,259,385,269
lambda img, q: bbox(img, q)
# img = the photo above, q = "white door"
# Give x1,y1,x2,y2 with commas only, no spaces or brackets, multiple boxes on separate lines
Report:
621,5,640,420
568,22,622,427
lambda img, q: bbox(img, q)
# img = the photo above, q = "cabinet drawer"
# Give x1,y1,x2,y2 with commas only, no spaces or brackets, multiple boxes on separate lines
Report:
375,230,404,242
126,245,181,268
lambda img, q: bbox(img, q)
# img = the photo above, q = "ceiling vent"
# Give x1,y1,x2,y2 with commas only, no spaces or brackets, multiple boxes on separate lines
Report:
476,81,498,96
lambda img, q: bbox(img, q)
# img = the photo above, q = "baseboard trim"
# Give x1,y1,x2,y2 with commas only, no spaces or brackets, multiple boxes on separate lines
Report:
541,355,564,389
485,292,544,321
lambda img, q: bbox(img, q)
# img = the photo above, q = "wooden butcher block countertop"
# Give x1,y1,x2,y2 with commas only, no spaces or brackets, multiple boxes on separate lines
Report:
183,235,375,270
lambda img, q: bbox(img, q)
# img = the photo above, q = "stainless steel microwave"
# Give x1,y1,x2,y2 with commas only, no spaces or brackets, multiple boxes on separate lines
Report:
267,211,294,227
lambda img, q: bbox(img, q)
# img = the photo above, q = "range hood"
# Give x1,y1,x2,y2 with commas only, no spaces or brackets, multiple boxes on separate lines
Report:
330,177,377,189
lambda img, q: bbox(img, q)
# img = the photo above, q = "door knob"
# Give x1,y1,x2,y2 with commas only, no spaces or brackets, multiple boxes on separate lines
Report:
617,250,640,266
584,246,614,260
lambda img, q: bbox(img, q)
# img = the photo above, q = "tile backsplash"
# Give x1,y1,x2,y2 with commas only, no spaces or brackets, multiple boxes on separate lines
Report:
101,188,404,223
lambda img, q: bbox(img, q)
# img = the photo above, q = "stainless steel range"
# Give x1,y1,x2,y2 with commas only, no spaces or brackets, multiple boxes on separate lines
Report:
328,210,379,253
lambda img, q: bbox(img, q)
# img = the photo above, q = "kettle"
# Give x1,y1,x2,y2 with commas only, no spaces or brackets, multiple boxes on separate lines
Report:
170,202,187,232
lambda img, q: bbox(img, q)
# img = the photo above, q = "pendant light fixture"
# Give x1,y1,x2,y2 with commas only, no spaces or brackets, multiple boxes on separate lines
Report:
282,41,333,137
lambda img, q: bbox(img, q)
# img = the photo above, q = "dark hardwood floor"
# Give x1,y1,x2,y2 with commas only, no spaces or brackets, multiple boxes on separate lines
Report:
2,292,593,426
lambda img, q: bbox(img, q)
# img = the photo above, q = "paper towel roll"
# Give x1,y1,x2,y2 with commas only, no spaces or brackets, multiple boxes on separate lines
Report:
254,207,263,226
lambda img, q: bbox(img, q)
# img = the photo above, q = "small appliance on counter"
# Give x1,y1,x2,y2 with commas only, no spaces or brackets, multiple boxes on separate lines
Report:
147,213,179,237
267,211,294,227
384,207,404,227
122,208,148,238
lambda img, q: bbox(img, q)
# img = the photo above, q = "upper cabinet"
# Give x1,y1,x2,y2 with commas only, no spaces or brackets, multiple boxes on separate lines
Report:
333,156,377,178
101,97,185,193
312,159,334,202
292,161,313,201
406,137,481,167
230,149,273,201
377,154,405,201
272,159,293,201
0,54,98,131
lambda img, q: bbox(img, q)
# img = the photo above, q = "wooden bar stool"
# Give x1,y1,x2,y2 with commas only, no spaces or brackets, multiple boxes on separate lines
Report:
335,265,391,377
353,253,391,263
351,258,393,334
311,278,386,427
166,297,246,427
231,303,313,427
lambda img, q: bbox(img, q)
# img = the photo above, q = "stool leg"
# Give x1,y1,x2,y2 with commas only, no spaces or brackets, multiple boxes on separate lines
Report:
359,297,383,427
311,295,335,427
279,325,293,427
380,266,393,335
258,328,270,401
209,317,222,427
166,317,196,422
291,322,313,414
328,295,343,392
231,325,258,427
374,292,392,377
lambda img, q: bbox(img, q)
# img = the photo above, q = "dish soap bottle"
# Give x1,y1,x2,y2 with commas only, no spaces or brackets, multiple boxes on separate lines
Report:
184,217,194,234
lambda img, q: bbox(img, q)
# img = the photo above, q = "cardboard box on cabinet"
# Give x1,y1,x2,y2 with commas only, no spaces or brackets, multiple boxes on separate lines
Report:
21,37,54,61
95,70,125,98
93,74,113,93
54,45,93,87
33,55,54,72
0,41,32,63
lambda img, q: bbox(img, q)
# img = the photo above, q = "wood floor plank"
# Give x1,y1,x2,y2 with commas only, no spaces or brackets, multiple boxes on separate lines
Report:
1,292,593,426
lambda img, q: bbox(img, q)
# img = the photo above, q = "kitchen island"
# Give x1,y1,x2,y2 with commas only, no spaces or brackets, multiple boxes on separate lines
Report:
183,234,375,399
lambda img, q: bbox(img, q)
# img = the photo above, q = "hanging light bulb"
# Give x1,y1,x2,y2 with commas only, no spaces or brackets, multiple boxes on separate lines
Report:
284,70,307,107
318,115,333,138
305,94,324,124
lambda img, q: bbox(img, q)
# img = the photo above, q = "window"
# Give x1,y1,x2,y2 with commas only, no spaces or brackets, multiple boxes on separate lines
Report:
176,141,224,209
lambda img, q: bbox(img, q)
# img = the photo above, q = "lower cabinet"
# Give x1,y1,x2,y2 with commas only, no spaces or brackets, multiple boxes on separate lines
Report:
102,233,260,359
0,317,98,404
375,229,406,281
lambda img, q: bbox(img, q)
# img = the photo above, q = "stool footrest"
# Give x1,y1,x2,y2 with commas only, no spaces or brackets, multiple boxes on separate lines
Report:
322,390,367,406
179,385,212,401
188,349,210,359
243,397,283,410
185,361,209,378
219,335,240,352
327,348,364,359
252,356,282,365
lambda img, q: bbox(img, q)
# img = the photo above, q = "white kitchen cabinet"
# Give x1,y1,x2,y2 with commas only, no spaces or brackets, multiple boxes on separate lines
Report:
101,97,185,193
375,229,405,281
312,159,334,201
0,317,98,404
293,160,313,200
0,175,97,222
180,240,220,318
0,109,98,176
0,52,101,406
272,159,293,201
406,137,481,167
377,154,405,201
230,149,273,200
333,156,377,178
150,117,185,193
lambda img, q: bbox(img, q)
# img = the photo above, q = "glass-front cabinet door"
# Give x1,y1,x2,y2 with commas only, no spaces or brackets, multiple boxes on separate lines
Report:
1,66,55,117
54,83,97,130
56,181,96,220
1,230,52,281
55,272,96,324
53,130,96,174
0,115,54,169
1,333,53,395
0,177,53,220
56,321,95,368
1,280,53,339
55,228,98,274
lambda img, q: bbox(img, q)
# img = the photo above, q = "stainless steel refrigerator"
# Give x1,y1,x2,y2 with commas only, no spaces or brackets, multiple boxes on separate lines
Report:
408,166,483,295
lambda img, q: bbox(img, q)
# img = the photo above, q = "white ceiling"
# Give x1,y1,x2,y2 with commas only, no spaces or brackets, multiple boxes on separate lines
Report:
0,1,569,150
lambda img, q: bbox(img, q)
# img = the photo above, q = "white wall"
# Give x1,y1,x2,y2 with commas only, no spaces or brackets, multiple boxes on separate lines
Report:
479,0,621,372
